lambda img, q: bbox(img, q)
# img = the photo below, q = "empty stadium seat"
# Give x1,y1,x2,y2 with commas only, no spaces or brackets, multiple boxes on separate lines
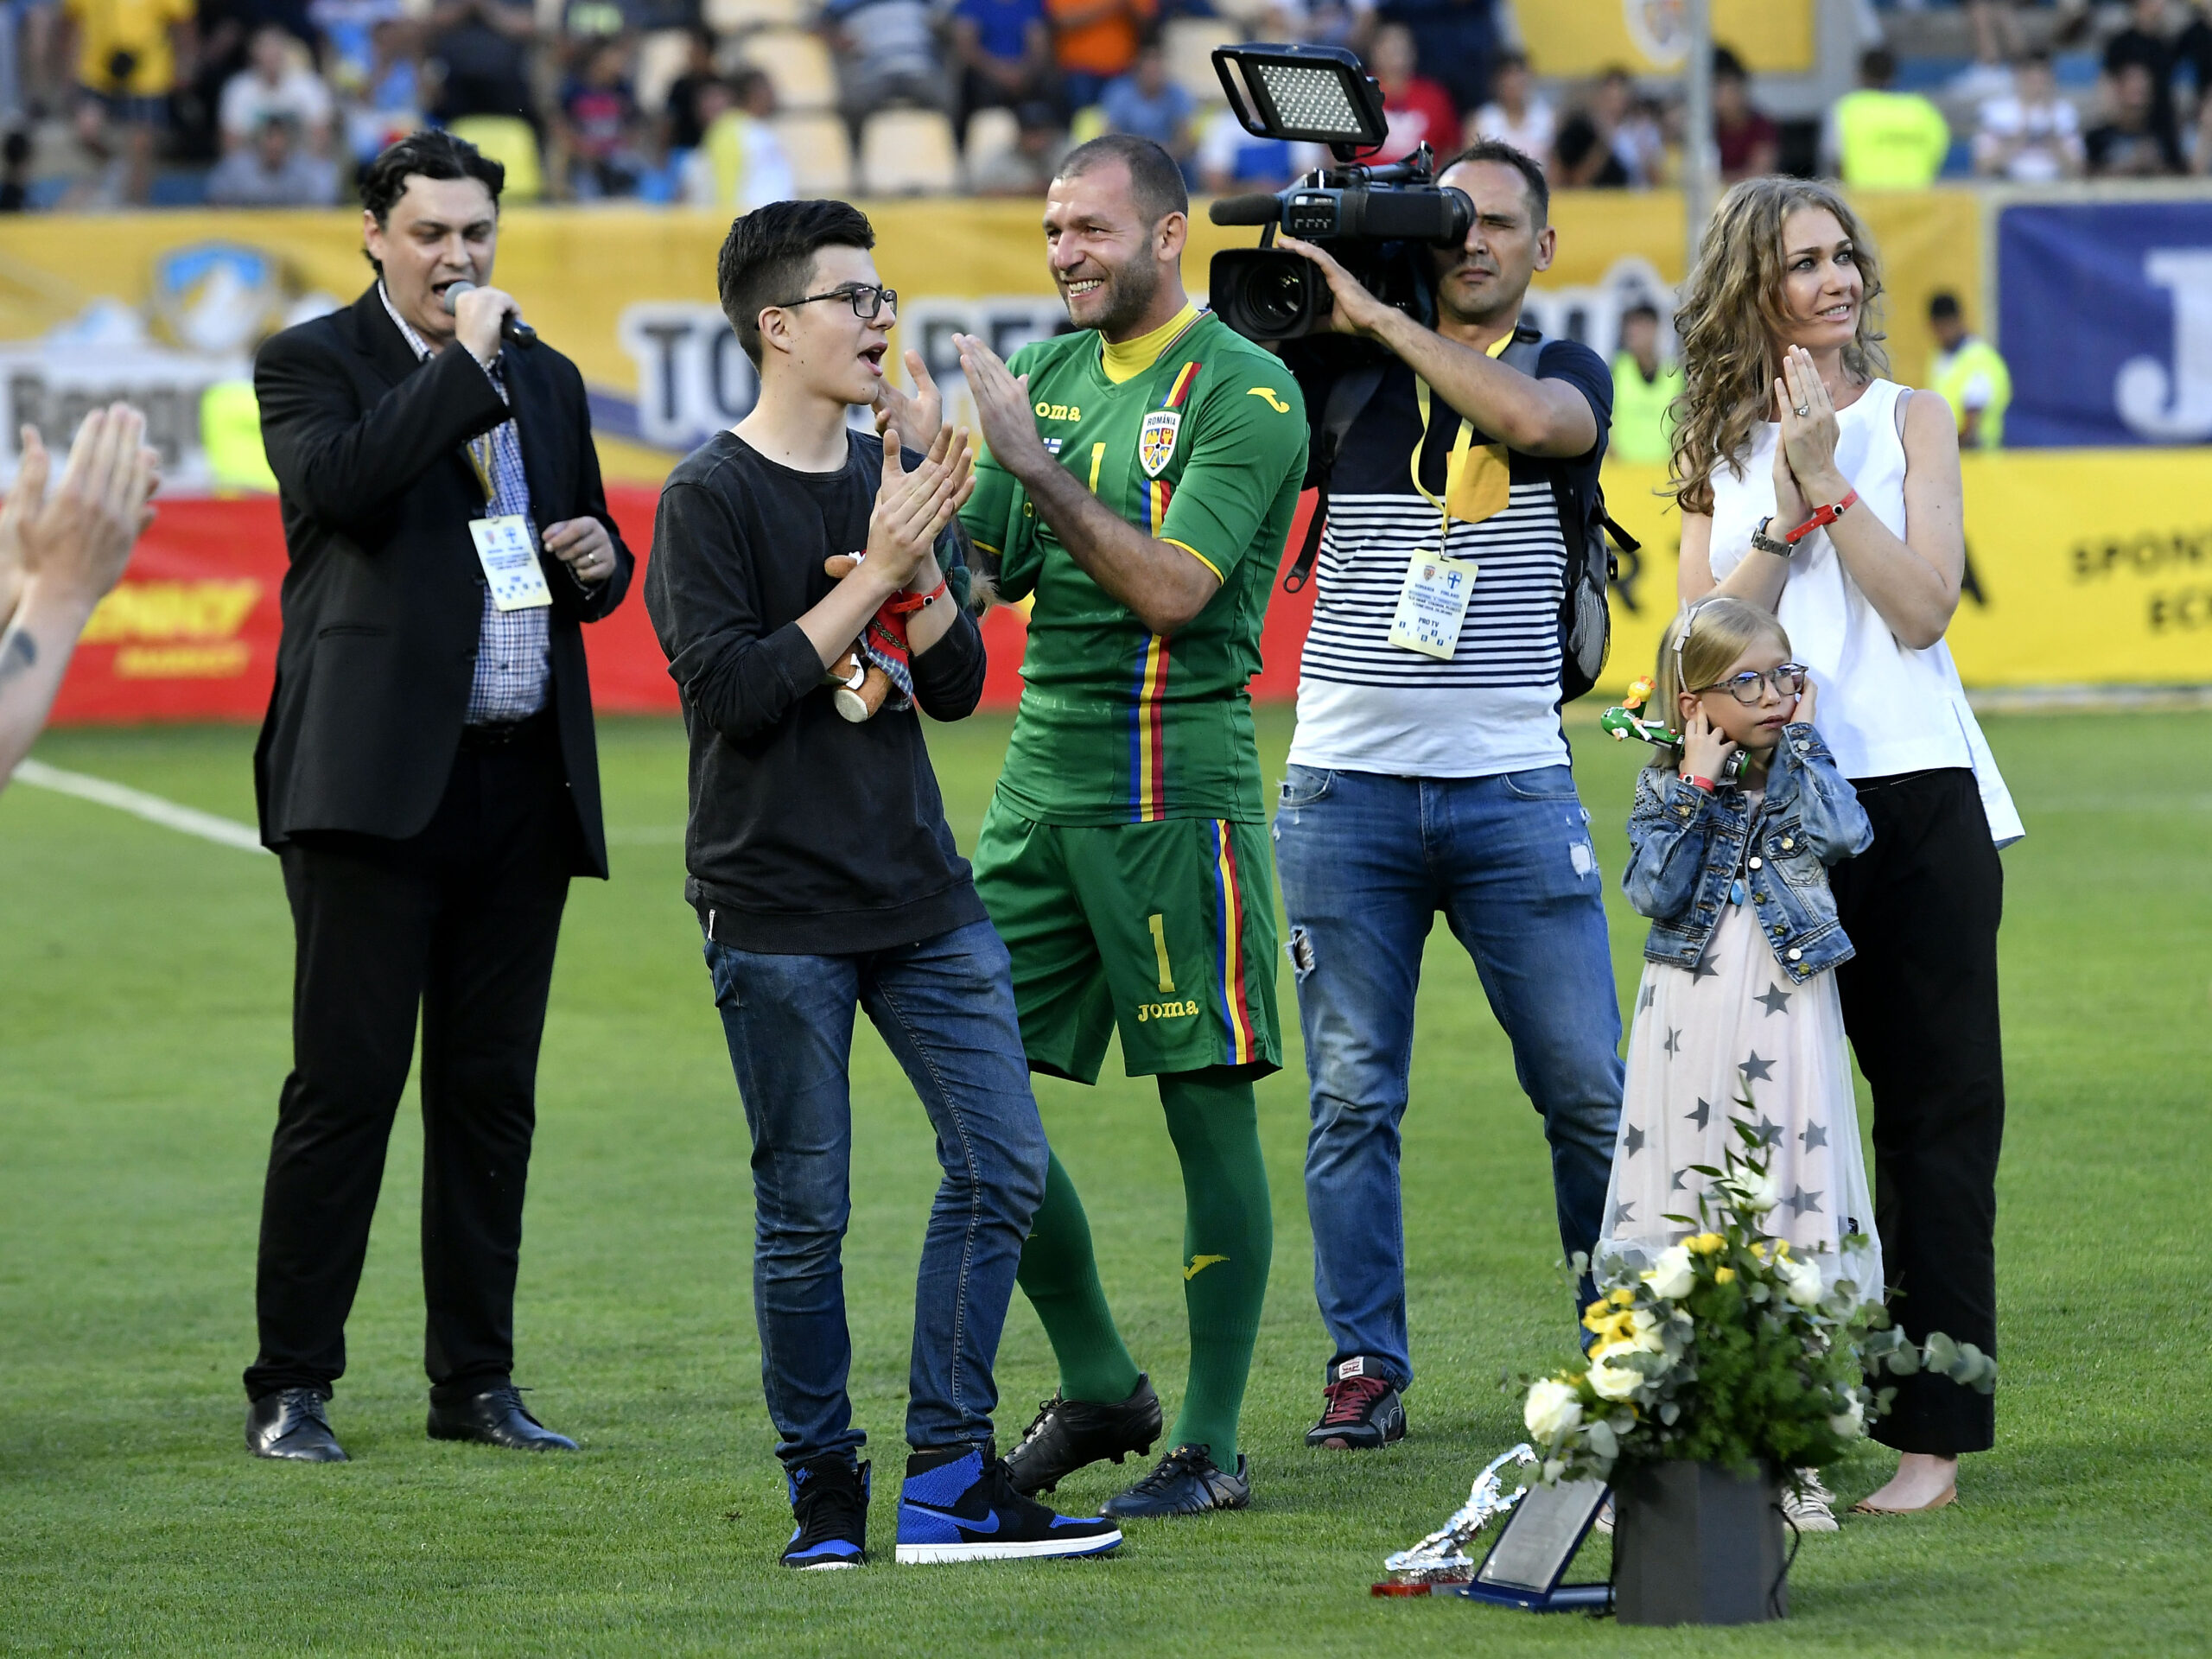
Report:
740,28,838,111
1164,17,1236,103
964,105,1020,171
858,109,959,194
771,111,855,193
444,116,545,203
704,0,810,30
634,28,696,117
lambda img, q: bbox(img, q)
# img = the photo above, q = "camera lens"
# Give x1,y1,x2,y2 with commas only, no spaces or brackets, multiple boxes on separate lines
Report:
1247,264,1307,334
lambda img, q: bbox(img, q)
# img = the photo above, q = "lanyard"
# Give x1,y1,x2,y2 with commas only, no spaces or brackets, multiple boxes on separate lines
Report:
1411,378,1475,552
466,433,499,510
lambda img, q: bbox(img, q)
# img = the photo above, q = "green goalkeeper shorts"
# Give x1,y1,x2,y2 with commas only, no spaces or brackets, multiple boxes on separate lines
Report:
973,796,1281,1085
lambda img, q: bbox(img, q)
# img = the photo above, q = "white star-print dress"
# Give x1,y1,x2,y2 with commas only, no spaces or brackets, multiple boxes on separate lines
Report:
1598,791,1883,1305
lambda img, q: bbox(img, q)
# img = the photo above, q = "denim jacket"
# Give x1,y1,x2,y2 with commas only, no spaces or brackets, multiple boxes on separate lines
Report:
1623,722,1875,983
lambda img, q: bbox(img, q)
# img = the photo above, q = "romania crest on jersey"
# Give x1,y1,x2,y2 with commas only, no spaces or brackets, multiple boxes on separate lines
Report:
1139,410,1181,478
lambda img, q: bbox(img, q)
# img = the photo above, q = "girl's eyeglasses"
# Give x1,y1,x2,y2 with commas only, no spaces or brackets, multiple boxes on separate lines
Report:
777,284,898,321
1693,664,1809,704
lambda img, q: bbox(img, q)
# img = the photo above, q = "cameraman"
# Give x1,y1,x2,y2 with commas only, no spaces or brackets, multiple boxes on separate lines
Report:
1272,140,1623,1452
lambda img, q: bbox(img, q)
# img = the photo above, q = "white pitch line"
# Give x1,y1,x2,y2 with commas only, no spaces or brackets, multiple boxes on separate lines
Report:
10,759,270,855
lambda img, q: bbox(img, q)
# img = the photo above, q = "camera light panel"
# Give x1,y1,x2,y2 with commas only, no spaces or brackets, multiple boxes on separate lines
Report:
1255,62,1366,140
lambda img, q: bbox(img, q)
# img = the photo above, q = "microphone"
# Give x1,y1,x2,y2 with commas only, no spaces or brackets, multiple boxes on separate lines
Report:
440,280,537,348
1209,194,1284,227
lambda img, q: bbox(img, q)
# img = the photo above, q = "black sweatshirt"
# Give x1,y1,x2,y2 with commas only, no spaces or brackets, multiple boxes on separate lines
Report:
644,429,988,954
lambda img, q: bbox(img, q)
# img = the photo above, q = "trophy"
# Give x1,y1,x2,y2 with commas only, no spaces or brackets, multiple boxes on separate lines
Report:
1371,1444,1537,1596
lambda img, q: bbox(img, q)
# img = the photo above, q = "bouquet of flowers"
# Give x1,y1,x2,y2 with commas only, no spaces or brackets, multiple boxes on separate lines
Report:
1516,1111,1995,1485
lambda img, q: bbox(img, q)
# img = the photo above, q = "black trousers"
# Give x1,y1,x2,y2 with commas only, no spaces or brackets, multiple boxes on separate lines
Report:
1829,766,2005,1455
245,715,576,1403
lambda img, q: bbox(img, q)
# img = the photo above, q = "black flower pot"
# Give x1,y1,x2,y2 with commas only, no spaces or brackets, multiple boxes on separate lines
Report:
1612,1459,1788,1625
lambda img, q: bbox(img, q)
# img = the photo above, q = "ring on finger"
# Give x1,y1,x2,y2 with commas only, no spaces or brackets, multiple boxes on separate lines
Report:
1794,404,1810,417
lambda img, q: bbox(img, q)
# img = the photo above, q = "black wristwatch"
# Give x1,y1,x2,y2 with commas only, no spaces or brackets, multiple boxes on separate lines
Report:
1751,516,1793,558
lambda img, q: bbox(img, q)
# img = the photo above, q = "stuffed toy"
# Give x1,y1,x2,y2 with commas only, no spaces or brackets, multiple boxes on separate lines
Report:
820,552,920,722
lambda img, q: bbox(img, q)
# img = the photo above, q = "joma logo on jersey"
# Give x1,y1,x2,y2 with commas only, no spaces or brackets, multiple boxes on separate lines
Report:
1139,410,1180,478
1134,999,1199,1023
1033,401,1082,421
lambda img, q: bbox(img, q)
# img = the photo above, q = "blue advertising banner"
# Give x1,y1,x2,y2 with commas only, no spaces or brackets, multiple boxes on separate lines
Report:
1998,200,2212,448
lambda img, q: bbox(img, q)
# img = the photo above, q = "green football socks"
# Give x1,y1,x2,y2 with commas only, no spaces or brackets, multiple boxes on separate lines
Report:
1158,1070,1272,1469
1016,1149,1143,1406
1016,1072,1274,1467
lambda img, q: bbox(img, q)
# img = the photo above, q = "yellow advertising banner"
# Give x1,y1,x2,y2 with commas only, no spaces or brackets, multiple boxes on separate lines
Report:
1518,0,1816,76
1596,452,2212,692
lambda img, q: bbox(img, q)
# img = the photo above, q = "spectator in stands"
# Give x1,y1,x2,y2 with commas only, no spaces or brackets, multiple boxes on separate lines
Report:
60,0,195,204
1375,0,1494,117
1196,99,1303,193
1369,22,1455,162
346,15,425,167
1712,44,1777,183
1466,48,1553,163
1609,300,1681,467
823,0,949,148
2087,57,2184,173
220,22,332,154
2102,0,2182,158
1099,40,1192,163
1822,47,1951,188
555,34,645,199
659,23,719,154
1046,0,1153,115
969,94,1063,192
1926,291,2011,451
953,0,1052,149
2177,3,2212,118
1973,49,2084,181
207,106,337,200
679,69,793,208
0,127,32,208
1551,68,1636,188
424,0,537,129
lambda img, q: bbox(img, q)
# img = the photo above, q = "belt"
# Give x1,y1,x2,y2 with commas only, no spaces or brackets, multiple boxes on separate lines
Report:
459,709,554,749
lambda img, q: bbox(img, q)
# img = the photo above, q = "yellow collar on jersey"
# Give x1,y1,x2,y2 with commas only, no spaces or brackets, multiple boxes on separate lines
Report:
1100,302,1202,385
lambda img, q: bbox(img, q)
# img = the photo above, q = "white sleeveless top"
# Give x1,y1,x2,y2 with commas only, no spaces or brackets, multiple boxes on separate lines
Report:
1707,378,2023,847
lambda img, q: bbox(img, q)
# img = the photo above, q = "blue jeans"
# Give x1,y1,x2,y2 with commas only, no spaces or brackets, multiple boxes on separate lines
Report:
1273,765,1624,1389
702,918,1050,1467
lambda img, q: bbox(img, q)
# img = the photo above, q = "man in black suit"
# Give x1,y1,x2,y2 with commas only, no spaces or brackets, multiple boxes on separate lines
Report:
244,130,633,1462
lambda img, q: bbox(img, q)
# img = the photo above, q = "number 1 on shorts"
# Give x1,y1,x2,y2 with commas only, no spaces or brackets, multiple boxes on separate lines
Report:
1147,912,1175,994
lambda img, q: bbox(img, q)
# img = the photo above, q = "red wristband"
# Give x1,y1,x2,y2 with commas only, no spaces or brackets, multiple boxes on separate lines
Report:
1785,489,1858,545
887,577,950,616
1681,773,1717,792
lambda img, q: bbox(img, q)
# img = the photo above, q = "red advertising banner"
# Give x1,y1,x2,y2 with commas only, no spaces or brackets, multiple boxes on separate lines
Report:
48,487,1320,725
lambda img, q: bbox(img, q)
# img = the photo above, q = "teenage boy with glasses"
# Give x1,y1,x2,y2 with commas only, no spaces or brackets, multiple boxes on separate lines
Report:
644,198,1121,1569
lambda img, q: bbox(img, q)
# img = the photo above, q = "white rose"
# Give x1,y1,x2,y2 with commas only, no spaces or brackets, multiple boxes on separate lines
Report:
1828,1395,1865,1439
1727,1167,1780,1214
1777,1254,1824,1307
1524,1377,1584,1441
1586,1344,1643,1402
1643,1244,1696,1300
1624,1307,1667,1351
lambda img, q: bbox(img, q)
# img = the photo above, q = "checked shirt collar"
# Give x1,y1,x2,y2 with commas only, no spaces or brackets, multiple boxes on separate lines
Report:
378,282,549,725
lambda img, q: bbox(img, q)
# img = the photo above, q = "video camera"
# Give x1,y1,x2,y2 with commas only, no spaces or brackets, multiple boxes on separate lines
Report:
1205,44,1474,343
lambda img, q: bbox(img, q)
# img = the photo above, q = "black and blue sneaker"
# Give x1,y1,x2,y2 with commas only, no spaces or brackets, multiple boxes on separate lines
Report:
781,1455,868,1569
894,1440,1123,1564
1101,1442,1251,1518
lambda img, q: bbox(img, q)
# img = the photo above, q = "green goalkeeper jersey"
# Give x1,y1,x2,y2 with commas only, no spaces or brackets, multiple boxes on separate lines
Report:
964,306,1308,827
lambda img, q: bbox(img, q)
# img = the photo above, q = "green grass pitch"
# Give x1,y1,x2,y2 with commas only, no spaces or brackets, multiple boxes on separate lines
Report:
2,708,2207,1656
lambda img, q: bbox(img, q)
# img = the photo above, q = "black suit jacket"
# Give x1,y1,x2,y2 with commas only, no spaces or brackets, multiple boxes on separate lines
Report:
252,284,634,878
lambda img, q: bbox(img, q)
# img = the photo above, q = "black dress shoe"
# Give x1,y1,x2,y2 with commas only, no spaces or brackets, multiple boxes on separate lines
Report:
427,1384,578,1451
246,1388,348,1462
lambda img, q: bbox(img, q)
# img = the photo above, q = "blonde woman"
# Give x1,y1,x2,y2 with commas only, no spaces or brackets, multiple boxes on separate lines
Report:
1669,178,2022,1516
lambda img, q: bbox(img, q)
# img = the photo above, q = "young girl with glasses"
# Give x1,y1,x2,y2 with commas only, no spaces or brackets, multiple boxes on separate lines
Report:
1599,596,1881,1527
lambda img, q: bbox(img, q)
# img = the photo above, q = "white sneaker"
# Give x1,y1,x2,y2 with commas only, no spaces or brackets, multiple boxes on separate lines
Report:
1782,1469,1840,1533
1592,1493,1614,1535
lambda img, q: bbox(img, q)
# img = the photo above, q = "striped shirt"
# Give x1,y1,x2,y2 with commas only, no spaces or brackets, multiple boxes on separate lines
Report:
1287,346,1612,779
378,283,549,725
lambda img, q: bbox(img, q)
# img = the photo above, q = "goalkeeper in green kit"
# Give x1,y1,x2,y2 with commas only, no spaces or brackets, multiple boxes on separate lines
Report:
925,133,1305,1518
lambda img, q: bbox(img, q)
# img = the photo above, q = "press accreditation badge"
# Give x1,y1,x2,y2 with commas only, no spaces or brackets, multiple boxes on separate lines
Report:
470,514,553,611
1387,548,1478,659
